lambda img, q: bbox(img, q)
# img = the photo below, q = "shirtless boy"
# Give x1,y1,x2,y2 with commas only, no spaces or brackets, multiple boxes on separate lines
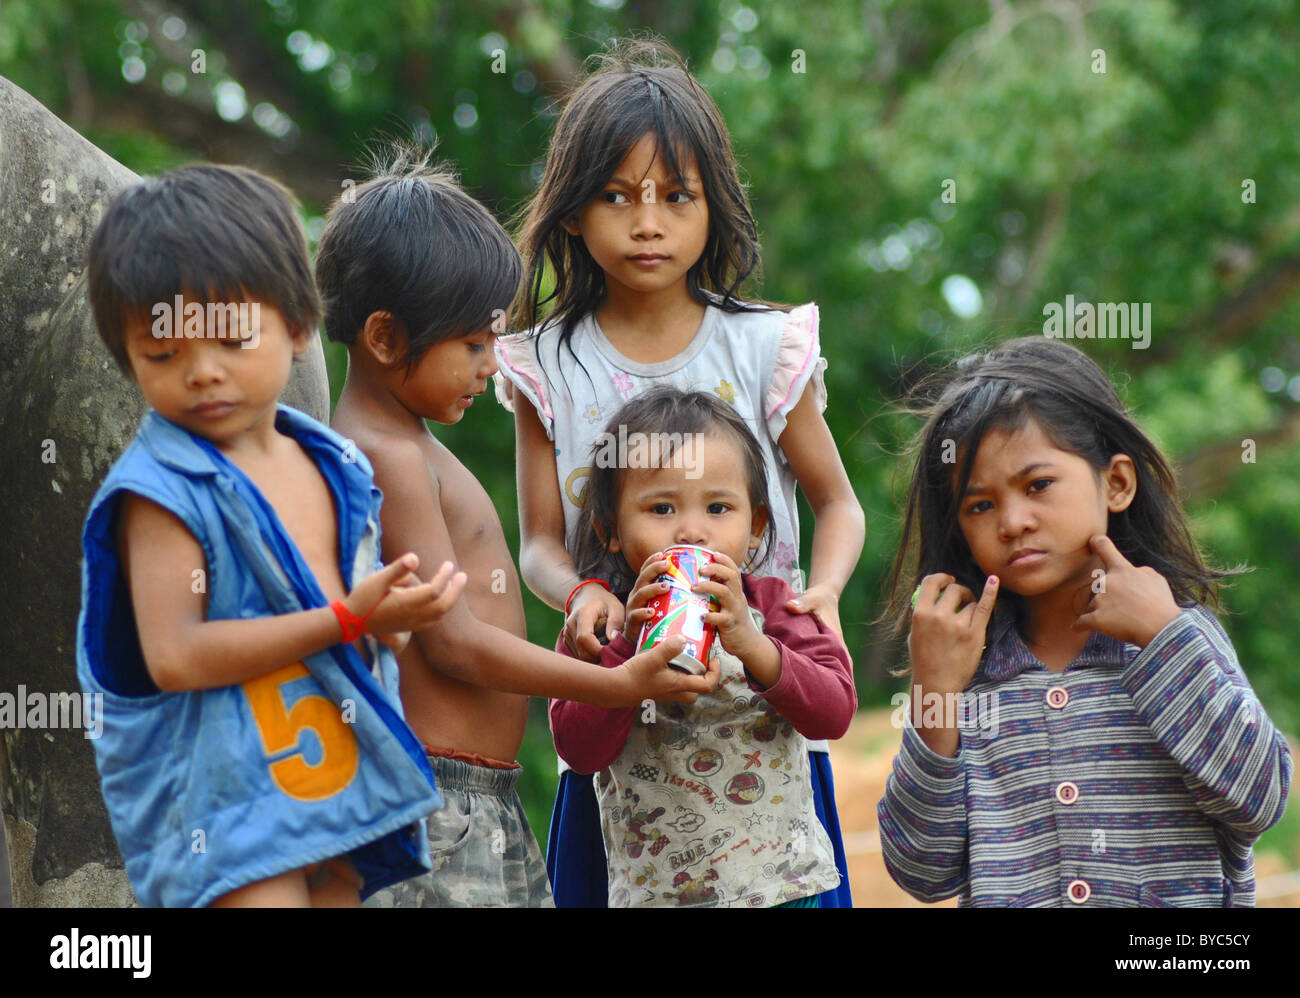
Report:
320,149,715,907
79,164,465,907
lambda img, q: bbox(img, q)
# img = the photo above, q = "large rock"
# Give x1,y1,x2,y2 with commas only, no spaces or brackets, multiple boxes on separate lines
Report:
0,76,330,906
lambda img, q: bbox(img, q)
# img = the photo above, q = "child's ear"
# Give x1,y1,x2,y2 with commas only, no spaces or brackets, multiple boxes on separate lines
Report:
289,325,312,357
561,215,582,237
592,515,620,554
746,506,769,568
361,311,402,366
1103,453,1138,513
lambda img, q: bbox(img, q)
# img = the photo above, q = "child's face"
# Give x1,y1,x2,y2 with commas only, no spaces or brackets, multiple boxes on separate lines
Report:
123,296,308,447
955,418,1136,599
562,132,710,302
607,431,767,572
398,326,499,425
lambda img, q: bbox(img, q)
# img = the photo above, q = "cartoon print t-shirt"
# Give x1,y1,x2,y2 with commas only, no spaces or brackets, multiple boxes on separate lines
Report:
594,606,839,907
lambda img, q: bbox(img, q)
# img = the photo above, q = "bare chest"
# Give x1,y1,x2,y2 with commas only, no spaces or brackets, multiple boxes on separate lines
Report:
236,446,346,600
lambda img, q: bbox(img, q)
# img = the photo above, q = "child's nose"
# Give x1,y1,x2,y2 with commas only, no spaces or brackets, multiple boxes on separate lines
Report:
630,198,665,239
998,498,1036,538
674,519,708,546
185,347,225,387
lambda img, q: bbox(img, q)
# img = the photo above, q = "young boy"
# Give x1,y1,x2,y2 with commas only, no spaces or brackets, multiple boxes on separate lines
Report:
79,164,468,907
318,148,716,908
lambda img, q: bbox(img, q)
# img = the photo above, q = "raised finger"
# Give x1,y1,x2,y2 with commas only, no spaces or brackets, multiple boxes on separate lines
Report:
936,582,976,613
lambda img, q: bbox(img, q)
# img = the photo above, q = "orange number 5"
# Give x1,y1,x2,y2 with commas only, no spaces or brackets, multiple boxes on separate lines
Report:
243,662,359,801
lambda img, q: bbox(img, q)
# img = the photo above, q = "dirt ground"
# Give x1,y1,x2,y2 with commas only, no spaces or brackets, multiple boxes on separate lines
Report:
828,709,1300,908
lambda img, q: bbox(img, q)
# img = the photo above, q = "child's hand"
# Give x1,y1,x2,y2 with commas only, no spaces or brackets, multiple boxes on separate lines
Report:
345,554,468,643
908,573,999,695
1071,535,1181,647
620,553,673,646
693,554,769,668
614,636,721,706
565,583,627,662
785,583,844,641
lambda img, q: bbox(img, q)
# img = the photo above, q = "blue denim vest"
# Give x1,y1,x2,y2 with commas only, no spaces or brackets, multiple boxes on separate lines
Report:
77,405,439,907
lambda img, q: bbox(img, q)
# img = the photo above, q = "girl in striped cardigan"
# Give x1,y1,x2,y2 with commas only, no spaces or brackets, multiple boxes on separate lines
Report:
877,337,1291,907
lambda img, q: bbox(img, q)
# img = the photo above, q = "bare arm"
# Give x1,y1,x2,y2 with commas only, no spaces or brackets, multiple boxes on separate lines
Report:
777,388,866,636
367,437,713,706
513,392,625,658
118,493,458,693
513,391,578,611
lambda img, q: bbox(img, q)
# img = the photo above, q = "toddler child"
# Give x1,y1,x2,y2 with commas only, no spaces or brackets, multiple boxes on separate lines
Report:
551,387,856,906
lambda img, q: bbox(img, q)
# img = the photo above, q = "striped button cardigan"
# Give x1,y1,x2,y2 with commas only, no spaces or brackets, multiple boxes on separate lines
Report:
878,606,1292,907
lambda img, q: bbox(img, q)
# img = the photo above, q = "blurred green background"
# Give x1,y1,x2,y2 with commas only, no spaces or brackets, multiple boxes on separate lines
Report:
5,0,1296,865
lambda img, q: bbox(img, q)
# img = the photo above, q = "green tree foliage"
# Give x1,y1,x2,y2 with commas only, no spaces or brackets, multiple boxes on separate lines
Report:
5,0,1296,844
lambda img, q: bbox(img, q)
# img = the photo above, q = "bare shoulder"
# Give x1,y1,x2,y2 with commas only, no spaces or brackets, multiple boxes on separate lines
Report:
118,490,203,556
363,433,441,497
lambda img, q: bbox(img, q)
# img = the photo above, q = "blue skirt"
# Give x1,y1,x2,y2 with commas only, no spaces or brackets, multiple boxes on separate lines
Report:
545,750,853,908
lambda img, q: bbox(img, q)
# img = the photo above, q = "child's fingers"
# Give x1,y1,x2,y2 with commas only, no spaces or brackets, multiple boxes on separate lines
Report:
427,570,468,614
378,552,420,584
916,572,956,608
426,559,456,589
575,632,605,660
700,562,739,584
693,573,741,611
603,599,626,642
935,581,975,614
631,559,671,592
1088,534,1131,571
629,580,670,611
969,576,999,636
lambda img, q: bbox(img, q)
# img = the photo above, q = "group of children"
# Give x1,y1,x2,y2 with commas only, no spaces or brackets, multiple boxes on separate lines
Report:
76,38,1290,908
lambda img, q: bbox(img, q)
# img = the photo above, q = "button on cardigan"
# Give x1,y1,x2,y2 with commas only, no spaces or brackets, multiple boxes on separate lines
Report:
877,606,1292,907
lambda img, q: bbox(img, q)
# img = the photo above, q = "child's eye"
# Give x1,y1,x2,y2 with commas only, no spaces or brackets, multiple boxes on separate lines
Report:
601,191,631,205
667,190,695,204
1029,478,1053,493
468,342,486,353
650,503,673,515
708,502,730,514
966,500,992,515
220,336,251,349
144,351,173,363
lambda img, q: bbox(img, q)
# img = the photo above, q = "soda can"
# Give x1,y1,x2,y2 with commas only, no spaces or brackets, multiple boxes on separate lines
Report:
636,545,720,675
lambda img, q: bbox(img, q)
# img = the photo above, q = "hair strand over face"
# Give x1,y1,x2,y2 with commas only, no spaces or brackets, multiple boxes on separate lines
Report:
573,386,774,598
882,337,1239,643
87,164,320,374
315,138,521,372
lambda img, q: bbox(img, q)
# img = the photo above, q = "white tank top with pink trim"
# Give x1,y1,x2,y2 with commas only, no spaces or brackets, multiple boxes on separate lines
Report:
494,301,827,594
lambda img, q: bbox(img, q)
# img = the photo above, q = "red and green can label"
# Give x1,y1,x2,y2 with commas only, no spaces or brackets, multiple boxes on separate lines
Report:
636,545,720,675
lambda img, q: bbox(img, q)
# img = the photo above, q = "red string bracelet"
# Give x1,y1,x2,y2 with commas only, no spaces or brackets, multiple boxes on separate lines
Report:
330,591,388,643
565,578,610,617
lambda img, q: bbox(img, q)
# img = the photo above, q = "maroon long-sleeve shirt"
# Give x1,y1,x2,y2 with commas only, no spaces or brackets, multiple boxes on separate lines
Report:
550,574,857,774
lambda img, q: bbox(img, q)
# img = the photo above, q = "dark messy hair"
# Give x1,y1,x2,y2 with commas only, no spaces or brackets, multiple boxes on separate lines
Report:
884,336,1237,639
316,141,521,372
574,387,775,599
514,35,776,349
86,163,320,375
